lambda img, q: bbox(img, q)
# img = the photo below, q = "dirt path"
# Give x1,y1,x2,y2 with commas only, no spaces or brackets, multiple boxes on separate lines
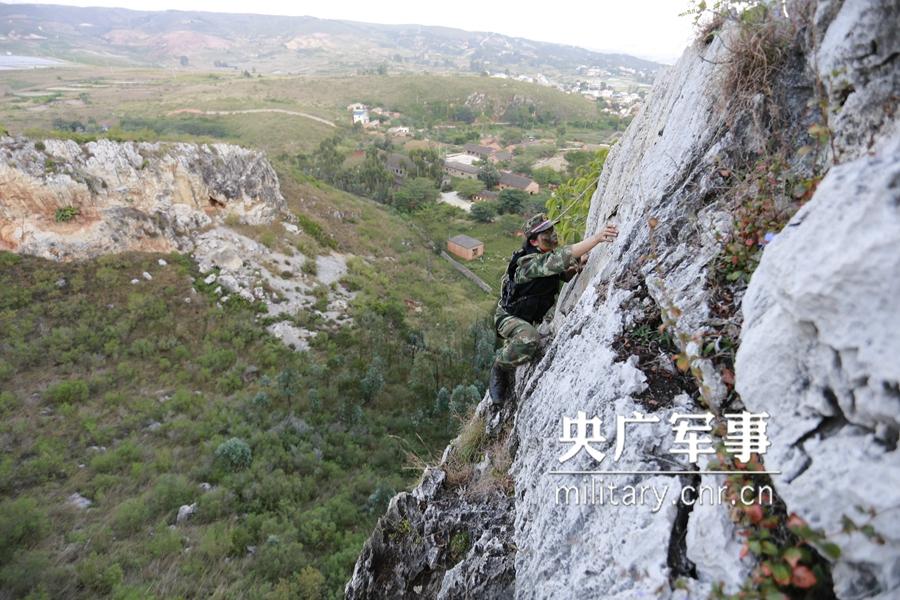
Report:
167,108,336,128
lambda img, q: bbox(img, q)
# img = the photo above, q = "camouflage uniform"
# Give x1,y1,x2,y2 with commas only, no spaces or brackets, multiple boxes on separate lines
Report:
494,244,579,368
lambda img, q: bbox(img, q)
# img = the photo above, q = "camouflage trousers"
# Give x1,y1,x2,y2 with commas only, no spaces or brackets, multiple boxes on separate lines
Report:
493,305,540,369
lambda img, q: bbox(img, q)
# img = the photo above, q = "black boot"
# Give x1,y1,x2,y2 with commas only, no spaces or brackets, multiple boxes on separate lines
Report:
489,363,513,405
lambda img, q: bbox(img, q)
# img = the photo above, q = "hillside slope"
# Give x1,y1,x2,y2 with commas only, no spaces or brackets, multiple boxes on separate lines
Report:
347,1,899,598
0,2,660,79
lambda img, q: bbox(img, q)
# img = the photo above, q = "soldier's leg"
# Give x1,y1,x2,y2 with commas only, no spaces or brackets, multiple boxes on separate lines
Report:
495,316,540,369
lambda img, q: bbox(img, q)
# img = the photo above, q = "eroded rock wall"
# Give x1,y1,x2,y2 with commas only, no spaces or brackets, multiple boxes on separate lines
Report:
0,137,285,260
349,0,899,598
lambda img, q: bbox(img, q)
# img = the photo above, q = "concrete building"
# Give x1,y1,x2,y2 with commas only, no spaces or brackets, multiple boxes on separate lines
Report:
444,161,480,180
498,172,540,195
447,234,484,260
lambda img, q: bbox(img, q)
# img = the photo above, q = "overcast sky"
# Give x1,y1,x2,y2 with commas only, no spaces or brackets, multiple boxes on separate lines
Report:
5,0,696,64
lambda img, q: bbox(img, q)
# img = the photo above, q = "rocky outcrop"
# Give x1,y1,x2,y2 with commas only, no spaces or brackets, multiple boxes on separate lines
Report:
0,136,285,260
349,1,899,598
347,397,519,598
0,136,358,349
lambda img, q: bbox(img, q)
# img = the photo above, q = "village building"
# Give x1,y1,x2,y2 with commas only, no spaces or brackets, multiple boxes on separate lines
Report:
447,234,484,261
352,109,370,125
498,172,540,194
444,152,479,166
347,102,367,112
491,150,513,163
463,143,494,160
386,153,414,179
444,161,480,180
387,126,411,136
371,107,402,119
472,189,498,202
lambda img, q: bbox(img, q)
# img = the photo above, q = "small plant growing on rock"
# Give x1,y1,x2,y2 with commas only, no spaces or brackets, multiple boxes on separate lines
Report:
709,450,838,599
55,206,80,223
448,530,471,564
215,437,252,471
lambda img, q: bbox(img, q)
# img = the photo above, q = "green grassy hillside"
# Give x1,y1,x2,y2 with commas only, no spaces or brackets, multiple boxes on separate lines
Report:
0,167,501,598
0,68,605,155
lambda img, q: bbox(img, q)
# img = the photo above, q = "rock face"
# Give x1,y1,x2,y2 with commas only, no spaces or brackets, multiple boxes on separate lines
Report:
347,401,517,600
0,137,285,260
349,1,899,598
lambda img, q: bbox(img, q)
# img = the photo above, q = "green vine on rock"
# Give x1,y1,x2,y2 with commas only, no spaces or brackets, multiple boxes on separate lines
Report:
546,148,608,244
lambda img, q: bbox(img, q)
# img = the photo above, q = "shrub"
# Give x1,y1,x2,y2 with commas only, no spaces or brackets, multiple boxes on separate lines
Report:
90,440,142,474
498,189,529,215
0,497,48,565
295,213,337,249
198,522,232,559
196,487,236,523
470,201,498,223
301,257,318,276
215,438,252,471
199,347,237,373
148,474,194,516
54,206,80,222
449,530,471,564
111,497,150,536
0,550,58,597
392,177,439,212
253,540,307,583
0,391,18,414
76,552,124,594
268,566,326,600
45,379,89,405
259,230,277,249
146,525,182,559
0,360,13,382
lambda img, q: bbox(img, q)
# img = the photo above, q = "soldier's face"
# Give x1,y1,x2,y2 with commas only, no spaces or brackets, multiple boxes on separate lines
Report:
534,229,558,252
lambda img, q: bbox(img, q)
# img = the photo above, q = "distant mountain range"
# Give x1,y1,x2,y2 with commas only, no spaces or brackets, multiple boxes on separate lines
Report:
0,3,662,80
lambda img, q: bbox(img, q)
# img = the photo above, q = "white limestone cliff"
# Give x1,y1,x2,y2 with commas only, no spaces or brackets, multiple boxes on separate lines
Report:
348,1,899,597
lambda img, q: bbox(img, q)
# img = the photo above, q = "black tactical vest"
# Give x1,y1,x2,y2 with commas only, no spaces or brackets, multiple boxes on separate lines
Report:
500,245,563,325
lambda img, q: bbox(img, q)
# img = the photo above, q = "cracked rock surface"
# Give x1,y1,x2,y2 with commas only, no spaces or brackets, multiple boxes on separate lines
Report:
350,1,898,597
0,136,285,259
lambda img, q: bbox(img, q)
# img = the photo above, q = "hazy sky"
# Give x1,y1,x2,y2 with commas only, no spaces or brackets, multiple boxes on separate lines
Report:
5,0,696,64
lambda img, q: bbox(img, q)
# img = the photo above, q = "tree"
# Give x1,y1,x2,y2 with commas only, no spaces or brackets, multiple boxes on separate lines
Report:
408,148,444,186
470,201,498,223
477,164,500,190
564,150,594,179
454,178,485,199
357,146,393,203
500,128,523,146
450,105,475,124
498,189,528,215
532,166,563,187
304,136,345,183
360,356,385,403
548,148,609,243
393,177,439,212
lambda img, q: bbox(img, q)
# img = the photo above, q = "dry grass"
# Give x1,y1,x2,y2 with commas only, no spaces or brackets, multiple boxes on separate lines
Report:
468,434,515,499
442,409,515,498
718,5,793,118
443,410,487,487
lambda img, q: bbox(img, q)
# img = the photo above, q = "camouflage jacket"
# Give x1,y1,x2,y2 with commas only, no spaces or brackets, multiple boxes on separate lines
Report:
513,245,580,284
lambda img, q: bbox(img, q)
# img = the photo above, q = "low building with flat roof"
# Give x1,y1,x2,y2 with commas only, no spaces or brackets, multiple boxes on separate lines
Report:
447,234,484,260
444,161,480,180
498,172,540,195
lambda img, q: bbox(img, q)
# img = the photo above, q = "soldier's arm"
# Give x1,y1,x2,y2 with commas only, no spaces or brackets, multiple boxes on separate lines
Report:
514,245,579,284
570,224,618,259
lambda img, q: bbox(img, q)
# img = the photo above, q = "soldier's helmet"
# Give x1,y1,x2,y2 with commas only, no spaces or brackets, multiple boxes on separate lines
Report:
523,213,554,239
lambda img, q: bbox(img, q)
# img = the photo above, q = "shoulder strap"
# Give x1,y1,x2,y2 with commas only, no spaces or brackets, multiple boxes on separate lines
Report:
501,246,533,307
